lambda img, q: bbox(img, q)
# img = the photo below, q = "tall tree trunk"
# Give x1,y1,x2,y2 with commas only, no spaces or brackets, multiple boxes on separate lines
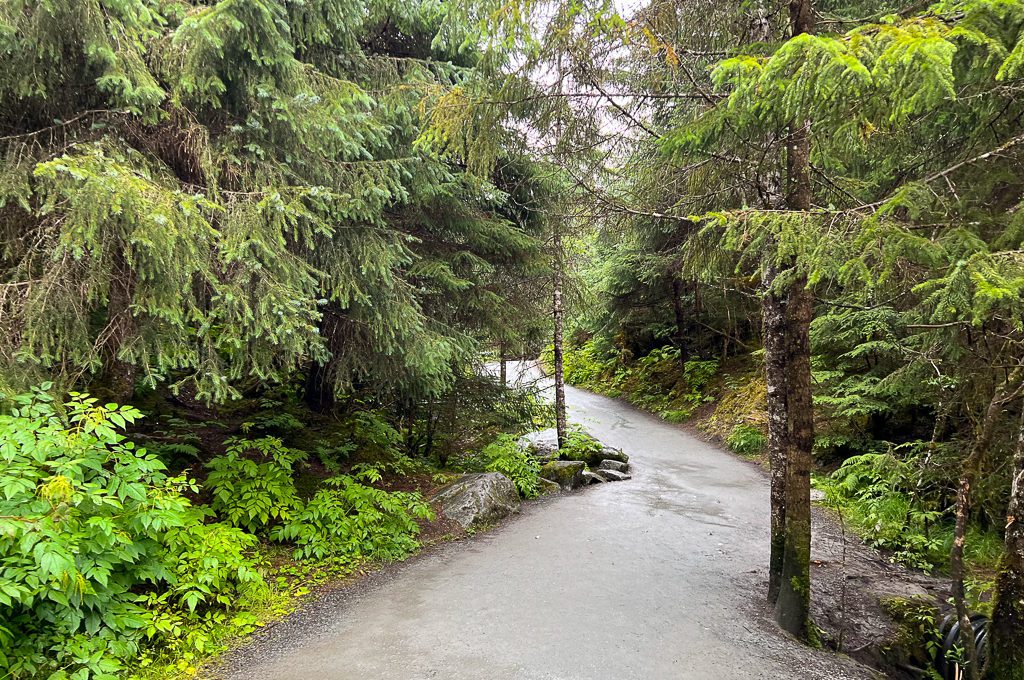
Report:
774,279,814,638
500,340,508,387
992,401,1024,680
99,248,138,404
305,302,342,412
764,262,789,608
953,368,1022,680
768,0,816,638
670,277,689,366
553,226,568,449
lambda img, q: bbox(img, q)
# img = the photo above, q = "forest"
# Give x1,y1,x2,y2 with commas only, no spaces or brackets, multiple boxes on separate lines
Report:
3,0,1024,678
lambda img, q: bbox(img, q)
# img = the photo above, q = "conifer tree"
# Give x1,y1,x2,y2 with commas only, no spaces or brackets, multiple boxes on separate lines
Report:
1,0,548,408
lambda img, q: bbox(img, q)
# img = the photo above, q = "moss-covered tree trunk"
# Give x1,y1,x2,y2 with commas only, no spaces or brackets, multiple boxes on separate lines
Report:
771,0,816,637
991,404,1024,680
774,278,814,638
764,262,789,608
952,368,1022,680
553,225,568,449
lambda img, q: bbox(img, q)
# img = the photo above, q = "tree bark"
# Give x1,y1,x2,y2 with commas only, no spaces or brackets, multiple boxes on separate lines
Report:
304,360,336,413
671,277,689,365
99,248,138,404
992,401,1024,680
500,340,508,387
764,263,789,608
553,226,568,449
768,0,816,638
951,368,1021,680
774,279,814,638
304,302,342,412
789,0,815,38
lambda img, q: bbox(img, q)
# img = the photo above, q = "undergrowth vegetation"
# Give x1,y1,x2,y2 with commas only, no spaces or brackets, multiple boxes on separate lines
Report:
0,375,547,678
816,453,1004,577
547,341,718,423
0,391,268,679
478,434,542,499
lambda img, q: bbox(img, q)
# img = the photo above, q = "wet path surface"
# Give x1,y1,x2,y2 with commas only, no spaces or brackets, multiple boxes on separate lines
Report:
219,365,872,679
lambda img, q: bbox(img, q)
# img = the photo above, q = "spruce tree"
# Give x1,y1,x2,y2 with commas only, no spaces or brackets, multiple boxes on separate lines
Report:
1,0,548,408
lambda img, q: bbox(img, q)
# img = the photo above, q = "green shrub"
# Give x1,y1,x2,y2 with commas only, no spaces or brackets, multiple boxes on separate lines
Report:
0,388,265,678
270,476,433,561
818,452,944,570
561,341,617,389
562,427,603,463
481,434,541,498
351,410,402,455
726,424,767,456
158,511,266,613
557,342,719,423
205,437,306,533
240,397,305,435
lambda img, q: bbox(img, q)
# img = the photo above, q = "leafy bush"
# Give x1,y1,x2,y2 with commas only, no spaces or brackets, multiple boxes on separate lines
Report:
480,434,541,498
0,389,265,678
557,342,718,422
241,397,306,435
726,424,767,456
137,514,267,674
817,452,943,570
314,439,358,474
205,437,306,533
562,427,604,463
559,341,618,389
158,512,266,614
351,410,402,455
271,476,433,561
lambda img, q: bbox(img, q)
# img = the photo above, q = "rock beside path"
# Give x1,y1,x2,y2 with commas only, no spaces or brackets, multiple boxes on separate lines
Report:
583,469,632,484
539,460,586,490
599,459,629,473
517,429,560,462
518,428,630,469
537,477,561,496
579,445,628,468
433,473,520,529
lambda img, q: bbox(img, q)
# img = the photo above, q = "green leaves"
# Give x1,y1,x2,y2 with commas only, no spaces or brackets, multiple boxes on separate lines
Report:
0,389,267,679
204,437,306,534
270,476,433,561
2,0,547,408
480,434,541,498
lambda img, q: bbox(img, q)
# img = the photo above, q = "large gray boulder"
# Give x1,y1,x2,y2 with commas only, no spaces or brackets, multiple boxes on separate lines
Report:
433,473,520,529
539,460,586,490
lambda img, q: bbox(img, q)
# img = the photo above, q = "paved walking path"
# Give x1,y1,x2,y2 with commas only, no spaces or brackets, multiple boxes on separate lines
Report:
219,364,871,679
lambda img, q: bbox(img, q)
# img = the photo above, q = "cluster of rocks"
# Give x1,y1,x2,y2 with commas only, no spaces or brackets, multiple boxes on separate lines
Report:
433,428,631,529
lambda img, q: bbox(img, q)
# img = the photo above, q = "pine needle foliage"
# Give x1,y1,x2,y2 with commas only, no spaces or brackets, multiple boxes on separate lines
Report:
1,0,548,403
